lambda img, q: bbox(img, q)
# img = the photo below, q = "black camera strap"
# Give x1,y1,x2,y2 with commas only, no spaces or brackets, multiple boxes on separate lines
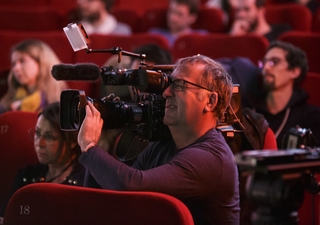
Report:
115,128,148,165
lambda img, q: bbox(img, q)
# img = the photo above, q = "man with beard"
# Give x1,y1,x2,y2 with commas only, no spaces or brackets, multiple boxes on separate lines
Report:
229,0,291,42
77,0,132,35
253,41,320,148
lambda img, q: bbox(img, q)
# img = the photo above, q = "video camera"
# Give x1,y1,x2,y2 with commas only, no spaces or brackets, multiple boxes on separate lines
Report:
55,23,241,142
59,66,171,141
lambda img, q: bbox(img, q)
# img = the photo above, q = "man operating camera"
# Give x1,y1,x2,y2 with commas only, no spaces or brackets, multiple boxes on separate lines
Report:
77,55,240,225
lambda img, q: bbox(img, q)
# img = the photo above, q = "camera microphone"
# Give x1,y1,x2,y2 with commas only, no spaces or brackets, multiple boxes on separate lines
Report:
51,63,101,81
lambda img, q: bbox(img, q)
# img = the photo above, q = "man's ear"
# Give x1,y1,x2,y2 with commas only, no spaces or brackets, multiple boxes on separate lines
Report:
291,67,301,79
258,6,266,20
205,92,218,112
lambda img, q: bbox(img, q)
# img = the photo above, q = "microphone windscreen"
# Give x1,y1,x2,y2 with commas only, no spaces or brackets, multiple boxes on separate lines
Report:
51,64,74,80
52,63,100,81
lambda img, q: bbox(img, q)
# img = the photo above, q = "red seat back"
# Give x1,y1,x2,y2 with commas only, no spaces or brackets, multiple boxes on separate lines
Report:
312,8,320,32
278,31,320,74
0,31,75,71
112,8,141,33
263,128,278,150
0,6,64,32
3,183,194,225
265,4,312,31
0,0,49,7
113,0,170,16
300,72,320,107
171,33,269,64
0,111,38,208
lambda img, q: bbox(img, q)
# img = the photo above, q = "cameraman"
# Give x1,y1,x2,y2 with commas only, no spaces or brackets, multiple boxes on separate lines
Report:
77,55,240,225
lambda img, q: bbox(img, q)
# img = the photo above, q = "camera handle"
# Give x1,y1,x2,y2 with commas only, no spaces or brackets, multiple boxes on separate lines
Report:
86,47,146,63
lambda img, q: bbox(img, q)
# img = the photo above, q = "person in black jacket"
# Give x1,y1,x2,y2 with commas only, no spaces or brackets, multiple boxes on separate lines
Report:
254,40,320,148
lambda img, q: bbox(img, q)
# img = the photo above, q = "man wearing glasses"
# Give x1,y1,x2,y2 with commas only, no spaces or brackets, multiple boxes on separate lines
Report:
255,40,320,148
77,55,240,225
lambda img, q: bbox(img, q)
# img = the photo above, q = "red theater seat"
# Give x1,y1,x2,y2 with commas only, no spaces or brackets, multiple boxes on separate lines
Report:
265,4,312,31
312,8,320,32
140,7,225,33
171,33,269,65
3,183,194,225
0,6,64,32
278,31,320,74
0,31,75,71
263,128,278,150
0,0,49,7
0,111,38,209
48,0,78,15
113,0,170,16
301,72,320,107
112,8,142,33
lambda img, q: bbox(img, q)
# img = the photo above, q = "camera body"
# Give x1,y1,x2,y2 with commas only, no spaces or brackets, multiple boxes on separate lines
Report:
60,66,171,141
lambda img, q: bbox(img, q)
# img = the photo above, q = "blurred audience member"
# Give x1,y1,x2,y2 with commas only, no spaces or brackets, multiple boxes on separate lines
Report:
0,39,68,115
205,0,237,25
229,0,292,42
77,0,132,35
254,40,320,148
149,0,208,47
0,102,85,221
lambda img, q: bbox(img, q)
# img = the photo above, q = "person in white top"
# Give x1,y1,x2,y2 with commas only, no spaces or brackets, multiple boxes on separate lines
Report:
77,0,132,35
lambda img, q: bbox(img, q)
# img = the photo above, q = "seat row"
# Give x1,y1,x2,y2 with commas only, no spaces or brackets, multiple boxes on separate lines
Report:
2,183,194,225
0,3,319,33
1,30,319,72
1,30,320,107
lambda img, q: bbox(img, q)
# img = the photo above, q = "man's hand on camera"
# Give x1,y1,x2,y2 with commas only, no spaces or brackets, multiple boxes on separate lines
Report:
97,93,124,152
78,101,104,152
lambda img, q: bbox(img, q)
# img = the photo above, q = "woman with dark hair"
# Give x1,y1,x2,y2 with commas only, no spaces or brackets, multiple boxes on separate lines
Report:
0,102,85,221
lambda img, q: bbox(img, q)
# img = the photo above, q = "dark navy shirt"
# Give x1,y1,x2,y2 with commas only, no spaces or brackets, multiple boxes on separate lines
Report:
79,128,240,225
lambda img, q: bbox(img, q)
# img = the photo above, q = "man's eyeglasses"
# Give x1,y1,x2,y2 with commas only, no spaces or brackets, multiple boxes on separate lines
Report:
28,128,61,145
170,79,212,92
258,57,286,69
